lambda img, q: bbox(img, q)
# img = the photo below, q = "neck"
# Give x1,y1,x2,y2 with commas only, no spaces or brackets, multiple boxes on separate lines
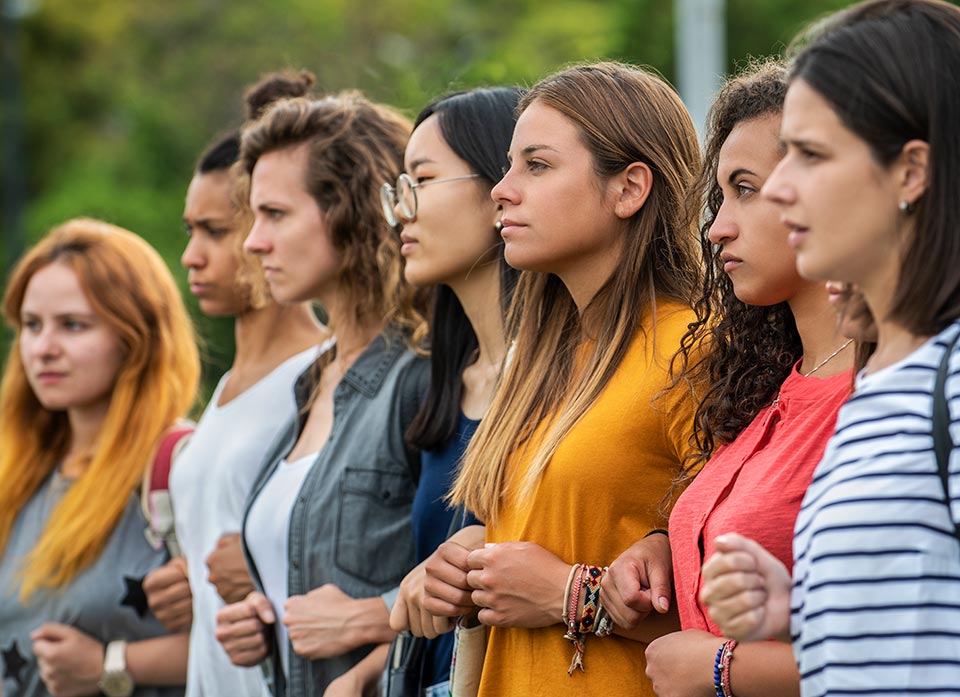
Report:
449,262,506,369
788,280,854,377
319,291,387,369
857,240,928,373
63,403,110,478
559,235,624,314
233,301,324,368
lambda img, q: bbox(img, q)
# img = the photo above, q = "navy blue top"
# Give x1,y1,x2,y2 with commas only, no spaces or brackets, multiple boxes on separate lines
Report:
411,412,480,688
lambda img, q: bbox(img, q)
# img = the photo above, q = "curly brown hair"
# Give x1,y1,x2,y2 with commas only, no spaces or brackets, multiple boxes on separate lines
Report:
239,92,428,339
674,58,794,475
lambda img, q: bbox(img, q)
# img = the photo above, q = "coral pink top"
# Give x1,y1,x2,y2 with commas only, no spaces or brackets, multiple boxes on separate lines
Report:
669,364,852,633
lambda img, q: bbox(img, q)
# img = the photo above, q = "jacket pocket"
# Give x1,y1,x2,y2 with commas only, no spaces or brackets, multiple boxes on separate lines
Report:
335,466,415,586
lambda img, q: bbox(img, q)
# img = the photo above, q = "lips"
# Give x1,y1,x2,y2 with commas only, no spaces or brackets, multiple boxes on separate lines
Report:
719,251,743,274
782,217,809,249
189,282,211,296
499,218,526,236
399,233,419,255
34,371,67,385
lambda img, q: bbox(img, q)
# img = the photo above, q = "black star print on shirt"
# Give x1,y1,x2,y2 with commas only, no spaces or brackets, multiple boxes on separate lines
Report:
2,640,27,686
120,575,149,618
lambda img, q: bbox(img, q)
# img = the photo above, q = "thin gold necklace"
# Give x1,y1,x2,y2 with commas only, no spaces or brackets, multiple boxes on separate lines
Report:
773,339,854,408
802,339,854,378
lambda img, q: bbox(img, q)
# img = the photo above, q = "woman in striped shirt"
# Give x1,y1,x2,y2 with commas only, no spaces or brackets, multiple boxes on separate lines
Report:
701,1,960,696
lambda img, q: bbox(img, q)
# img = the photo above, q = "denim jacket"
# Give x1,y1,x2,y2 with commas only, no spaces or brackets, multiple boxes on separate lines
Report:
242,330,428,696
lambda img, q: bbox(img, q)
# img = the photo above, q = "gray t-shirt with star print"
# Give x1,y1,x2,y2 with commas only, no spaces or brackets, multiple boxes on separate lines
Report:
0,470,184,697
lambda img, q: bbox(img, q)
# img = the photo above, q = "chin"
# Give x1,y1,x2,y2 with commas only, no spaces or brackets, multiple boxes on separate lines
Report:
198,300,237,318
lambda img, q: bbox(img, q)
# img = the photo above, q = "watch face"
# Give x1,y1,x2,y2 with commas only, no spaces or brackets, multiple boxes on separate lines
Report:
100,671,134,697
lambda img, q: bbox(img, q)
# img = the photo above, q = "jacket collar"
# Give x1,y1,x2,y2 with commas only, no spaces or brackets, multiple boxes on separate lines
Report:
293,330,407,409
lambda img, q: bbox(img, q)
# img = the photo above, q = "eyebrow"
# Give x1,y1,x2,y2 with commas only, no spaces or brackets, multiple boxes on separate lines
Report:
254,202,284,213
21,311,97,320
726,167,758,184
408,157,435,171
783,137,823,150
521,144,558,155
183,216,231,227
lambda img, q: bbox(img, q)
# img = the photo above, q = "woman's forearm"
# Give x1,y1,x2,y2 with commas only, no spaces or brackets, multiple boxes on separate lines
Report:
126,633,190,686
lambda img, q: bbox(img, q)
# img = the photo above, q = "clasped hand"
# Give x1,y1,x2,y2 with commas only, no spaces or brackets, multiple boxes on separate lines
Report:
465,541,568,628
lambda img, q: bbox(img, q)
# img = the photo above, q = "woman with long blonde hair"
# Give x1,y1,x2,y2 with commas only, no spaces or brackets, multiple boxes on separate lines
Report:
424,62,703,696
0,218,199,697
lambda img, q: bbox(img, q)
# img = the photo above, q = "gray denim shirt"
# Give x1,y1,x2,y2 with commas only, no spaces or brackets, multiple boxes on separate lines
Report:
242,331,428,697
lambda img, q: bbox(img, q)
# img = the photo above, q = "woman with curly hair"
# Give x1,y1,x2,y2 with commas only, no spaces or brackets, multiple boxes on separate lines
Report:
703,1,960,694
213,91,429,697
142,70,325,697
600,59,855,697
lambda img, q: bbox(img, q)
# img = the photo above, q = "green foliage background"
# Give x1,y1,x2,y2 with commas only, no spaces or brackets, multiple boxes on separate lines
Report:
1,0,933,399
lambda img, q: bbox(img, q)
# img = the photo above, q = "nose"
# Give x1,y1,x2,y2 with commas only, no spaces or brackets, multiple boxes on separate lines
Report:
491,166,519,206
244,218,271,256
761,157,795,207
24,325,62,361
393,198,413,225
181,234,206,270
707,199,738,247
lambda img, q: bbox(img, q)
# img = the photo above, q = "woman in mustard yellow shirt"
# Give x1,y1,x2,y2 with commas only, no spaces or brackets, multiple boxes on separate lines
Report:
425,62,703,696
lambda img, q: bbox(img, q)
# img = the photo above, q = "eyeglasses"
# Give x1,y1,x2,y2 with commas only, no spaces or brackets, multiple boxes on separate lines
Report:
380,172,480,227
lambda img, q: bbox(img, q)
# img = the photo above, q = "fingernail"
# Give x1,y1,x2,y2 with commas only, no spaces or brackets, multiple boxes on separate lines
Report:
657,596,669,612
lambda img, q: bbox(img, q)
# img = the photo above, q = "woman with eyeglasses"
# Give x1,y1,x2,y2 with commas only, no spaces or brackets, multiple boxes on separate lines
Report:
701,1,960,695
374,87,524,697
420,62,703,696
212,92,430,697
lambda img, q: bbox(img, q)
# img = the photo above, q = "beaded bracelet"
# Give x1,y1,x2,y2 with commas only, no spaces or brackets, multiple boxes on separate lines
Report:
563,564,587,674
721,639,737,697
712,639,737,697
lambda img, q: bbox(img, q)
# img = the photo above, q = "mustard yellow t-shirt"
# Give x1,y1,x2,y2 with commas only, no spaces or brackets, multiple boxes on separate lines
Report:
478,301,698,697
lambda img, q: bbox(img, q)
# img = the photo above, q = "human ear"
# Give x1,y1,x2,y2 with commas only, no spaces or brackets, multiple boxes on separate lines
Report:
898,139,929,209
612,162,653,219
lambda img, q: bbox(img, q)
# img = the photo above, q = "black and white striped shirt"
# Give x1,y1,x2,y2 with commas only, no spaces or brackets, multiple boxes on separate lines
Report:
792,321,960,697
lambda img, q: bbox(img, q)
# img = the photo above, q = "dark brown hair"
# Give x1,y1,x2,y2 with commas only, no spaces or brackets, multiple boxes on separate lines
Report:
789,0,960,334
675,59,794,471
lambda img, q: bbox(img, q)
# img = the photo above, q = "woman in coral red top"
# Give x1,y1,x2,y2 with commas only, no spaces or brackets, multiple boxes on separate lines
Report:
600,60,857,697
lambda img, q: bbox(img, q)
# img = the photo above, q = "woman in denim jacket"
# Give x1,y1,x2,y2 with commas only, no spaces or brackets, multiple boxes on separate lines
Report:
214,91,430,697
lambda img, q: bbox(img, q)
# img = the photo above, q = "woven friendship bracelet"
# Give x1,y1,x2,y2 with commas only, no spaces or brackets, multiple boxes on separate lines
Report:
561,564,607,674
577,565,604,634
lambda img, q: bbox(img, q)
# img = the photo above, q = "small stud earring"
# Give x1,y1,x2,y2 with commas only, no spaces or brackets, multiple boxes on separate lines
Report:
495,221,504,233
899,200,915,214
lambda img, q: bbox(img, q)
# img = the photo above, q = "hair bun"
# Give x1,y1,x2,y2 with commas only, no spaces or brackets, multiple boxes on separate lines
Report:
244,70,318,120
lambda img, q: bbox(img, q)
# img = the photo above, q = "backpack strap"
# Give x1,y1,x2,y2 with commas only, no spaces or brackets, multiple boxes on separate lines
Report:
143,423,194,556
933,329,960,544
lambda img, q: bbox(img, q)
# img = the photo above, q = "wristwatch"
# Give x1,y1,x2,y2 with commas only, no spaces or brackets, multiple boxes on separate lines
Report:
97,640,134,697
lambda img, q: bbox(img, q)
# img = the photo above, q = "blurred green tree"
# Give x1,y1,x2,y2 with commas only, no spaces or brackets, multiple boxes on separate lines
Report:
3,0,951,401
